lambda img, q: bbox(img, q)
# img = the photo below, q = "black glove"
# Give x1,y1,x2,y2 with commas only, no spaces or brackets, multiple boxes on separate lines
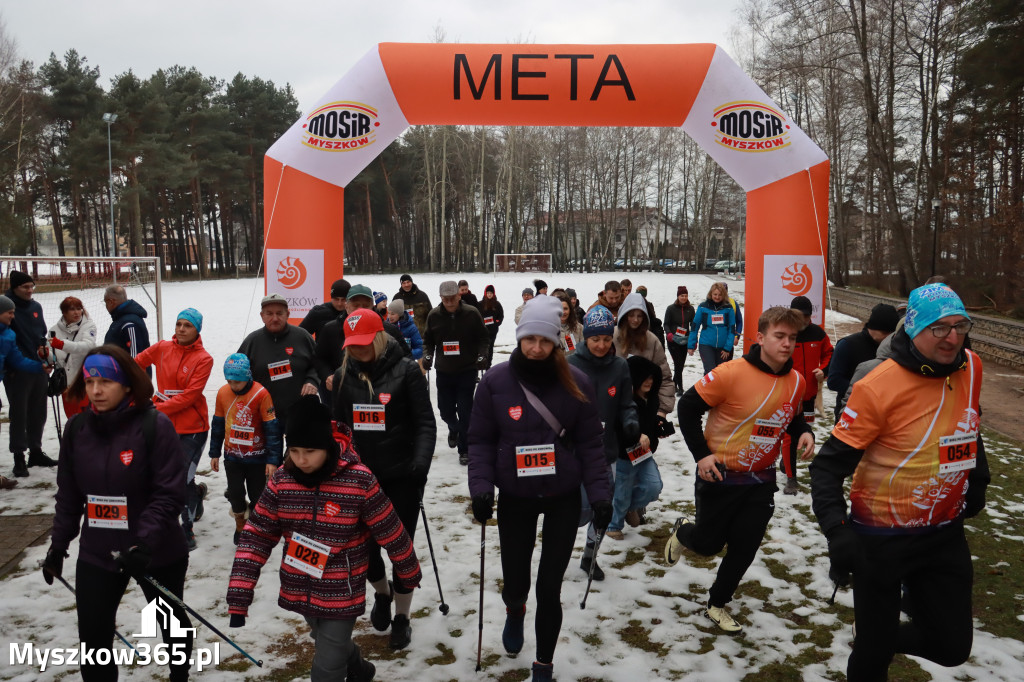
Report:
591,500,613,532
117,543,153,579
657,416,675,437
825,524,863,587
42,547,67,585
421,355,433,372
476,356,487,371
471,492,494,523
229,614,246,628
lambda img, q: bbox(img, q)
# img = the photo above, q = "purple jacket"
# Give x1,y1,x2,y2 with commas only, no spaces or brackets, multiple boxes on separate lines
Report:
468,362,610,502
50,403,188,572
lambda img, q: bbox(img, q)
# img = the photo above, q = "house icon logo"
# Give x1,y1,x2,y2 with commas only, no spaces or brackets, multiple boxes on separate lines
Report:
132,596,197,639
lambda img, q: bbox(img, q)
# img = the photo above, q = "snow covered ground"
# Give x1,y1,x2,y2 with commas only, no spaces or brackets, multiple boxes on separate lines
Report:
1,271,1022,681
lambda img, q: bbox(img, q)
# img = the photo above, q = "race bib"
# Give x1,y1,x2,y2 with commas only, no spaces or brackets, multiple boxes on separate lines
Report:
443,341,460,356
515,444,556,477
749,418,783,445
626,442,653,466
352,403,386,431
711,314,725,325
164,389,184,396
406,308,414,317
228,424,255,446
268,359,293,381
675,326,688,337
484,316,495,325
87,494,128,529
938,432,978,474
565,334,576,352
284,533,331,578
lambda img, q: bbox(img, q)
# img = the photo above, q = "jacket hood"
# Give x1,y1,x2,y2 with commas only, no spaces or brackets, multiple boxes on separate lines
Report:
571,339,615,366
627,355,662,393
617,293,649,324
173,333,206,352
888,327,967,378
742,344,794,376
113,299,149,319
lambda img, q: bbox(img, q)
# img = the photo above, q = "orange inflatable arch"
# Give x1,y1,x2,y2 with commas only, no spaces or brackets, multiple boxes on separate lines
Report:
264,43,829,347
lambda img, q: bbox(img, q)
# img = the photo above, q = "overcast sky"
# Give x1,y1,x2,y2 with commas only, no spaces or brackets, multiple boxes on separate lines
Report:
2,0,745,112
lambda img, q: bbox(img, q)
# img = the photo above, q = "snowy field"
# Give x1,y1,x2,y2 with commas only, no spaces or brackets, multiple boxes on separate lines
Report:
1,271,1022,681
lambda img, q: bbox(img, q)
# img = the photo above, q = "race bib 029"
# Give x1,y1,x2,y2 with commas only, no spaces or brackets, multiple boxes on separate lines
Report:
87,494,129,529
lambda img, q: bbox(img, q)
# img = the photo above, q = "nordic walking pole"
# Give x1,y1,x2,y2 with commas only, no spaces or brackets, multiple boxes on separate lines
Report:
50,572,135,651
50,395,63,443
475,521,485,672
419,499,449,614
112,553,264,667
580,529,605,610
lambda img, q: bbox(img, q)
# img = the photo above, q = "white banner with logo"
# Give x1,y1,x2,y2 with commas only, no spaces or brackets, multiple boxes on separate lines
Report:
762,254,825,325
266,248,324,317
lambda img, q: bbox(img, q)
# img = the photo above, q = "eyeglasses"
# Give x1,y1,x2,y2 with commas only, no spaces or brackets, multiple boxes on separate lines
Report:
926,320,973,338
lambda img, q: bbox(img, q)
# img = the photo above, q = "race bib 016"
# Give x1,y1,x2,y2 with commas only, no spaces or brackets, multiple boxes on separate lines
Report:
352,403,386,431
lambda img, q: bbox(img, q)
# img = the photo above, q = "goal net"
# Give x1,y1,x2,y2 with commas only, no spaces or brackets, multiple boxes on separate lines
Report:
493,253,552,273
0,257,164,341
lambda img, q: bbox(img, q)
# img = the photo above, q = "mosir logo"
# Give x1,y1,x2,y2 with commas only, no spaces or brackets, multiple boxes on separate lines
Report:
302,101,379,152
711,101,791,152
780,262,813,296
276,257,307,289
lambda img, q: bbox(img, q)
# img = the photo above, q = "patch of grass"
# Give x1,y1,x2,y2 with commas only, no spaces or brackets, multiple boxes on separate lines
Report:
413,606,431,618
217,654,253,673
425,642,456,665
610,547,646,569
646,567,666,578
617,619,668,657
352,631,408,662
497,669,531,681
449,628,463,637
239,632,317,680
582,631,602,646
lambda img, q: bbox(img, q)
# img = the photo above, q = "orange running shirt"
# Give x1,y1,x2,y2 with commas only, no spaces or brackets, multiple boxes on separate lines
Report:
832,351,982,529
694,359,805,472
215,381,277,460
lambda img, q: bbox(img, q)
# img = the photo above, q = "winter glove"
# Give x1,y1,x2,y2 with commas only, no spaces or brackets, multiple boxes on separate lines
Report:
471,492,494,523
49,337,65,350
229,614,246,628
117,543,153,579
421,355,433,372
476,356,487,371
591,500,613,532
42,547,67,585
825,524,863,587
657,416,675,437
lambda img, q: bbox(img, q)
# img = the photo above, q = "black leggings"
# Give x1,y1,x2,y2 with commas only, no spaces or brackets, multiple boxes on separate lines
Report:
366,476,423,595
783,399,816,478
848,523,974,681
676,480,776,608
76,557,193,681
497,489,581,665
667,342,688,390
224,460,268,514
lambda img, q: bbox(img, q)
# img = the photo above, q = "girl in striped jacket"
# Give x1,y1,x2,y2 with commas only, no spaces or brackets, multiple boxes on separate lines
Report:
227,395,421,681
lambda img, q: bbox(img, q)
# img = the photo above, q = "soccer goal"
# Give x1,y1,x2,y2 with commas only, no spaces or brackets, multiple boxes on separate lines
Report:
0,257,164,340
493,253,552,273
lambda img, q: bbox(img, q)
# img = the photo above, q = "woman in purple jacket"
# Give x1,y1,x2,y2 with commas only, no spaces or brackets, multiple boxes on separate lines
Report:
42,345,193,681
467,295,612,682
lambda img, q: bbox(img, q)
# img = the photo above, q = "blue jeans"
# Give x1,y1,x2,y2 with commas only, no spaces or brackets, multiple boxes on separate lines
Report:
698,344,729,375
609,457,663,532
179,431,208,533
436,369,477,455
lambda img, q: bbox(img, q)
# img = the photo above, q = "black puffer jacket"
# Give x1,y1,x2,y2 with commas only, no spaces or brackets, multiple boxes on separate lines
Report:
331,338,436,483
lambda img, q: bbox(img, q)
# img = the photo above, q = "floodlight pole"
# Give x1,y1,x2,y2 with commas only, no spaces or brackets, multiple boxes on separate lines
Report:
103,113,118,257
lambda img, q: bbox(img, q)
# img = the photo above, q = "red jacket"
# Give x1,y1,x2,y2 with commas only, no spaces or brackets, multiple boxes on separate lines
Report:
135,336,213,434
791,324,833,400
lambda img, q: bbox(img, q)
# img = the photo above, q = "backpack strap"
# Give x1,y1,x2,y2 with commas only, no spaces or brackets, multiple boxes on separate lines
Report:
142,408,158,455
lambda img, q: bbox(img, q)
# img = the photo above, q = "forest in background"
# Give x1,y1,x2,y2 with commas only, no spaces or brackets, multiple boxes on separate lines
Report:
0,0,1021,314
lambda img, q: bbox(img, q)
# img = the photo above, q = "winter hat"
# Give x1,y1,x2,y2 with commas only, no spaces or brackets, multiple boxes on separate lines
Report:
9,271,33,289
485,284,495,295
636,285,648,299
223,353,251,381
677,285,688,296
904,284,970,340
285,395,335,451
330,279,351,299
790,295,814,316
83,354,129,386
176,308,203,333
866,303,899,334
342,309,384,347
400,274,413,283
439,280,458,297
515,295,563,343
533,279,548,292
627,355,662,393
373,291,388,307
521,287,534,296
346,284,373,301
565,288,577,299
0,295,14,314
387,299,406,315
583,305,616,339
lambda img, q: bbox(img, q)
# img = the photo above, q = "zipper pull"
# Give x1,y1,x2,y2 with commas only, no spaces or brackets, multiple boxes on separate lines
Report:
946,376,952,391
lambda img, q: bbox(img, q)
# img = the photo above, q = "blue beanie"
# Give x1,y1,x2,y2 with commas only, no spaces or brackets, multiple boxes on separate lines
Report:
177,308,203,333
223,353,251,381
373,291,388,307
583,305,616,339
904,284,969,339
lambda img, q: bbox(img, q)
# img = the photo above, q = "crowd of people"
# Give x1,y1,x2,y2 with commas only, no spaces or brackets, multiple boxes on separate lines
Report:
0,266,986,682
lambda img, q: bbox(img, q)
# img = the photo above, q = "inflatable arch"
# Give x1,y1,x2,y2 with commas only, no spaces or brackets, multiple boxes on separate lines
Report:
263,43,829,348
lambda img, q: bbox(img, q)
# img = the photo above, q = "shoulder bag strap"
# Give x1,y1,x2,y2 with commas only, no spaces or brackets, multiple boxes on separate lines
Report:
518,382,566,440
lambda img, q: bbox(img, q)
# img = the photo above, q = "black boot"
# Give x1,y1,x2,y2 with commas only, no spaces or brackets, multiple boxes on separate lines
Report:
580,556,605,581
27,450,57,467
347,644,376,681
502,605,526,654
390,614,412,649
12,453,28,478
370,582,393,631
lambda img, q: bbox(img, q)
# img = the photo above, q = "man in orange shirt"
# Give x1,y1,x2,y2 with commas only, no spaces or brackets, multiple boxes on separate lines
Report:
810,283,988,680
664,307,814,634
